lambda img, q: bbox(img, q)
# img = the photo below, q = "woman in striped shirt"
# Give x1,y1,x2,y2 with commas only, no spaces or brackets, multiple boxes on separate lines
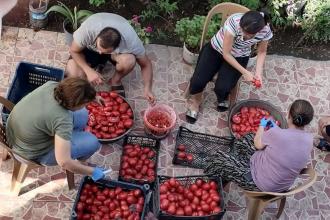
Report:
186,11,273,123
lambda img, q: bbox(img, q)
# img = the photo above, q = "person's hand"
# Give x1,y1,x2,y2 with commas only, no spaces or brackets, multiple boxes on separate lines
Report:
254,73,263,85
268,119,277,128
242,70,254,82
260,117,270,128
144,89,156,105
91,167,105,181
86,69,104,86
95,95,105,106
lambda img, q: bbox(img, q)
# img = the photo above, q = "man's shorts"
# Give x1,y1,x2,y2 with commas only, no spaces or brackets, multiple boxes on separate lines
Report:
70,48,117,68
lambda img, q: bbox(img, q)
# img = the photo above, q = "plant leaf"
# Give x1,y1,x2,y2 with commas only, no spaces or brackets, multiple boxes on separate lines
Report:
77,10,94,24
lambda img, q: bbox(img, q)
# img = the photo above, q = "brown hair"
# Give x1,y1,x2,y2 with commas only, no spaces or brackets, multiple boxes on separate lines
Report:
54,78,96,109
289,99,314,127
97,27,121,49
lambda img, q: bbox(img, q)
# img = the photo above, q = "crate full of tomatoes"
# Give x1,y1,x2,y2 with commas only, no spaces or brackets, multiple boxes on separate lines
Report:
228,99,287,138
153,175,225,220
86,91,134,142
119,135,160,186
71,176,151,220
173,127,234,169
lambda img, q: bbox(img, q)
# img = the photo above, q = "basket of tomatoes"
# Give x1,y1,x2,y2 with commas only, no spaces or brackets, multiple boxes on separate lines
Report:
86,91,134,143
71,176,151,220
228,99,288,138
143,103,176,139
118,135,160,186
153,175,226,220
172,127,234,169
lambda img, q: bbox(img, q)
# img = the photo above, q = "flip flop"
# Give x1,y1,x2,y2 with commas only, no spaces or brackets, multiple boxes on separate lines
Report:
110,84,126,98
316,139,330,151
217,100,229,112
186,108,198,124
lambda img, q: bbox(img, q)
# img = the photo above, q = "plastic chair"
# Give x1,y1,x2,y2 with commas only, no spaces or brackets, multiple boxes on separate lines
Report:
243,167,317,220
0,0,17,39
0,96,75,195
200,3,250,108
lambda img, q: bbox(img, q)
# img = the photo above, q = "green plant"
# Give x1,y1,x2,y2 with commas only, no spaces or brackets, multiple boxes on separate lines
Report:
266,0,290,27
301,0,330,42
46,1,93,32
130,15,153,45
208,0,260,10
141,0,178,21
175,15,220,52
89,0,106,7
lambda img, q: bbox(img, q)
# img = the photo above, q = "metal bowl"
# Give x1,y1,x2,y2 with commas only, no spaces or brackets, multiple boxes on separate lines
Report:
228,99,288,137
97,95,135,144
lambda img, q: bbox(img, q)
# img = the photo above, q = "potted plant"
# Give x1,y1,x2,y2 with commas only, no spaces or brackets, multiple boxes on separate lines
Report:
175,15,219,64
29,0,49,29
46,1,93,46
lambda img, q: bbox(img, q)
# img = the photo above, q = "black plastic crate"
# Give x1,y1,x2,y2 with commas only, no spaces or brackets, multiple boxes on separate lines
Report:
1,62,64,124
172,127,234,169
71,176,152,220
153,175,226,220
118,135,160,187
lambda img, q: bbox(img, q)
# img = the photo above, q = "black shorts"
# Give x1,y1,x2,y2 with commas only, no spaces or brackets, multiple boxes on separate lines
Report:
70,48,116,68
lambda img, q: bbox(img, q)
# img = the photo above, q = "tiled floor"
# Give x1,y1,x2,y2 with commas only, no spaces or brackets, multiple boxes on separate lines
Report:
0,26,330,219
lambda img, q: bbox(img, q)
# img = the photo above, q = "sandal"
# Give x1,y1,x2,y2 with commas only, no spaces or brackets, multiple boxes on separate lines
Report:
186,108,199,124
110,84,126,98
316,139,330,151
217,100,229,112
108,78,126,97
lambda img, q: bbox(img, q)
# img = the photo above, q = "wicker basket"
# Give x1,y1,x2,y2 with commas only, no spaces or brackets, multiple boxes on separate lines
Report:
228,99,288,137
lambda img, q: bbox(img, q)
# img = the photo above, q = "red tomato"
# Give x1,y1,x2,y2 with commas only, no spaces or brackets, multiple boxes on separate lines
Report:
167,204,176,215
123,119,133,128
177,152,186,159
160,199,170,210
147,150,155,158
109,92,118,98
186,154,193,162
232,114,241,124
177,144,186,151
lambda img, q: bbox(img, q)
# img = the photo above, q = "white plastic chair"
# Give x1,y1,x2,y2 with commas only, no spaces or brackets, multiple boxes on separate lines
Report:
0,0,17,39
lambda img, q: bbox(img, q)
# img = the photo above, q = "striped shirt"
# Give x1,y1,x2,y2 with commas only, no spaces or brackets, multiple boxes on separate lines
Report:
211,13,273,57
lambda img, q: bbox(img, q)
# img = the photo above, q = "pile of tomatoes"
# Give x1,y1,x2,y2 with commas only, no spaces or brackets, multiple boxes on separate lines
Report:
159,178,222,217
231,106,280,137
176,144,193,163
86,91,134,139
75,183,144,220
119,144,157,183
146,110,171,129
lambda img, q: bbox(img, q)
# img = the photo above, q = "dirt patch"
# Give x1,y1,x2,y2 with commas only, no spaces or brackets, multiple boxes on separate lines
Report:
3,0,330,60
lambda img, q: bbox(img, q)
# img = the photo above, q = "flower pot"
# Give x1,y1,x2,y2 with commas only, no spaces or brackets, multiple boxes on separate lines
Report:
29,0,48,29
63,19,73,46
182,42,199,65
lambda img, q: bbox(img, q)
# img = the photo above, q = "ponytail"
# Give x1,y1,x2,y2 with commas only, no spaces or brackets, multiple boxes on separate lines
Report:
240,10,271,34
289,100,314,127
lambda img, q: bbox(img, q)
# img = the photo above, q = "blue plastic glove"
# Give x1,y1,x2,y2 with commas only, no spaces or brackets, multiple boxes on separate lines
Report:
91,167,105,181
268,119,277,128
260,117,270,128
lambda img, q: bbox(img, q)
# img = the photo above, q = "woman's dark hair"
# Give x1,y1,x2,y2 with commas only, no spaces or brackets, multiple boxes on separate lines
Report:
240,10,271,34
97,27,121,49
289,99,314,127
54,78,96,109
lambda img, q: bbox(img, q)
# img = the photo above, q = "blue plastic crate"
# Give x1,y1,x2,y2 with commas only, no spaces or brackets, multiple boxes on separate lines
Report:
71,176,152,220
1,62,64,124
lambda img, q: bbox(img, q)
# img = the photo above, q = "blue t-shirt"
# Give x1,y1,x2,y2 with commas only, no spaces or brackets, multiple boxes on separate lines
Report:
250,127,313,192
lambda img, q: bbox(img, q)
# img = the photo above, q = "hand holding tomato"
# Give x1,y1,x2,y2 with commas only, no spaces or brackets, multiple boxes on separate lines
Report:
144,89,156,104
260,117,270,128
